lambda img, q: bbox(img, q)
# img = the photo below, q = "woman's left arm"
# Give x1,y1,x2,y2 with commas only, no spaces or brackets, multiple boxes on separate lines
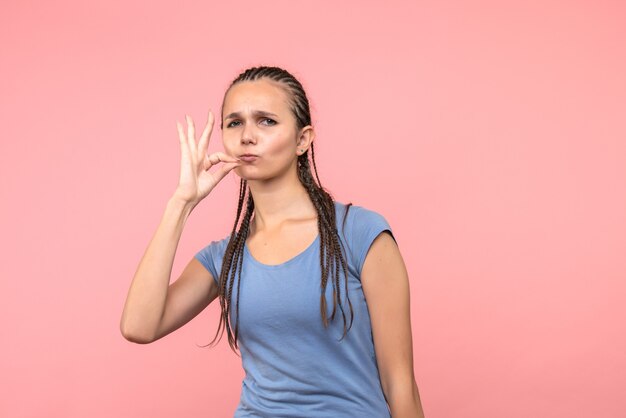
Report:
361,231,426,418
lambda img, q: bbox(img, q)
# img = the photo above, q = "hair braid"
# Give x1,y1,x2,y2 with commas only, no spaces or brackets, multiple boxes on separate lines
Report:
298,155,354,338
233,192,254,347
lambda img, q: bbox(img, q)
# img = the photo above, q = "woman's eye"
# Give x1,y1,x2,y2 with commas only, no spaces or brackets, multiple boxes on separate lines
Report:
226,118,276,128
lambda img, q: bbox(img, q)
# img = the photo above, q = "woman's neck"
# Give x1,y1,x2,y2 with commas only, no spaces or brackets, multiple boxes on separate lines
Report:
246,169,316,233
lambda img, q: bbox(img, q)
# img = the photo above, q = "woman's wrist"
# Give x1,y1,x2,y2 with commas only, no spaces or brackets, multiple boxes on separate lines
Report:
167,194,197,217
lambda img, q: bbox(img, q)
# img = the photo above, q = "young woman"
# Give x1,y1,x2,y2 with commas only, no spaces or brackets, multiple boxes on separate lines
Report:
120,66,425,418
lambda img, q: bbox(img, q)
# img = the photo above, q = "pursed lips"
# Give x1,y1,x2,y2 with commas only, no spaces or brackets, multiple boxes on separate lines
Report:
238,154,259,162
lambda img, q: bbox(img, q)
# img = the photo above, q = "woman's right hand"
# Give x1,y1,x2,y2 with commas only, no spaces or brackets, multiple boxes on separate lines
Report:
172,110,242,205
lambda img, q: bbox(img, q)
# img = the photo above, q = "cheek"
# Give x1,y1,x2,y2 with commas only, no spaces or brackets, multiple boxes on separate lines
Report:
222,138,235,155
267,135,296,156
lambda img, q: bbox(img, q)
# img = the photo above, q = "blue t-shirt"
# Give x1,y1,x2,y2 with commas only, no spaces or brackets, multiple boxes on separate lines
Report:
195,201,395,418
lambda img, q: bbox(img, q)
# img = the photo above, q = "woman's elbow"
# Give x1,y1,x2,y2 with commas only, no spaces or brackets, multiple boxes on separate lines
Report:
120,319,155,344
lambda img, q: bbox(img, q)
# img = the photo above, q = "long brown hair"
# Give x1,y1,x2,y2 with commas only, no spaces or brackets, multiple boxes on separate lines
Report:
205,66,353,354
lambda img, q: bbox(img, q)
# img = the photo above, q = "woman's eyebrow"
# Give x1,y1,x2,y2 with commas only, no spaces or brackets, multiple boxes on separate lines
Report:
224,110,279,120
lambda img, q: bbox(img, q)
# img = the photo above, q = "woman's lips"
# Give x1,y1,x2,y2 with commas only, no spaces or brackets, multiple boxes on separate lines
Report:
239,155,258,162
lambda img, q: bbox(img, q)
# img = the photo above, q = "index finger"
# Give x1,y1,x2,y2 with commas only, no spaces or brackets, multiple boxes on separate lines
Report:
206,151,241,166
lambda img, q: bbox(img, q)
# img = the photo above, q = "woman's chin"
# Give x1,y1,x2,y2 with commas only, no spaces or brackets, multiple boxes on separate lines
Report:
234,167,262,181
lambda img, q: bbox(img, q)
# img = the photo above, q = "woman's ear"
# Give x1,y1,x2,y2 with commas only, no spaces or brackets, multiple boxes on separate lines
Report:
297,125,315,153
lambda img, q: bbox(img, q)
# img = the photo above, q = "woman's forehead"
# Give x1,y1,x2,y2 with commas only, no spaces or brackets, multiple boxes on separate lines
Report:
224,79,290,114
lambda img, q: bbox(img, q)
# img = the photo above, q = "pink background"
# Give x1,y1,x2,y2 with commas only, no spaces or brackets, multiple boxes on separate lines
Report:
1,1,625,417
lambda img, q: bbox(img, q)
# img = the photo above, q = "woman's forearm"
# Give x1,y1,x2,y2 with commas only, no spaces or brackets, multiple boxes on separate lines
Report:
388,379,425,418
119,196,195,343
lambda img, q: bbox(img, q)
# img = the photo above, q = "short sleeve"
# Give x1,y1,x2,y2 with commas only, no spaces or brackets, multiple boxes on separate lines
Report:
194,235,230,285
347,206,396,278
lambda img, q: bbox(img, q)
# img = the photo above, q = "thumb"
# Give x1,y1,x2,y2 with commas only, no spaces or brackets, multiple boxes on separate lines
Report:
212,161,241,183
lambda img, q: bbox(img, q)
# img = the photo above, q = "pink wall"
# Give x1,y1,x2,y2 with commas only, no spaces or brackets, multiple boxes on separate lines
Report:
1,1,625,417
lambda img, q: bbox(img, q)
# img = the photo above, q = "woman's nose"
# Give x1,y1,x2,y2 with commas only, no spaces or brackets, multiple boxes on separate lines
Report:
241,124,256,145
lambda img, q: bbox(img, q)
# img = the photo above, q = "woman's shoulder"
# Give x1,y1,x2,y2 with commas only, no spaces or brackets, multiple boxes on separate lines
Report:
333,200,395,276
194,233,232,282
333,200,389,229
333,201,394,250
195,233,231,259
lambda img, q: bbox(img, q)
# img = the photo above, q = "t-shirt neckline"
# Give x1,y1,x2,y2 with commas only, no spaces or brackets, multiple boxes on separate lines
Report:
244,234,320,269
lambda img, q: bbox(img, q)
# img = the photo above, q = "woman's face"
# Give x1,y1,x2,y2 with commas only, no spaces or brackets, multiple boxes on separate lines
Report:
221,79,304,182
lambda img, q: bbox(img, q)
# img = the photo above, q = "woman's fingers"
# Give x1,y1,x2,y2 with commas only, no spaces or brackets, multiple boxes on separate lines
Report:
211,160,242,184
174,112,240,203
177,121,190,159
178,111,240,192
185,114,196,156
197,110,214,157
203,151,241,171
